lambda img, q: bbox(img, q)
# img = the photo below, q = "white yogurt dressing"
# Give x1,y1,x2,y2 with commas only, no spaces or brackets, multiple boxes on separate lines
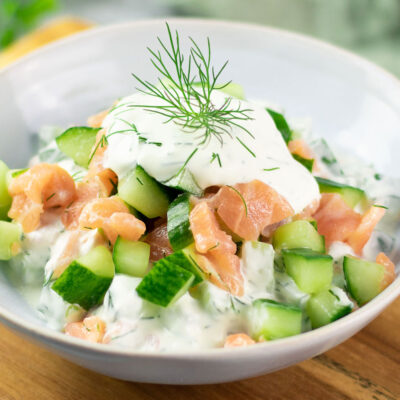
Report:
102,91,320,214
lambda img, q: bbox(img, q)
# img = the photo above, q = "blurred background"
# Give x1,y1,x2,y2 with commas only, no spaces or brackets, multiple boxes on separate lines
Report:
1,0,400,76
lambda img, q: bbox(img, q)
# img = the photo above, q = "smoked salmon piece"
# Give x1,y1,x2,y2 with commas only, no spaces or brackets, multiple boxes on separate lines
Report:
62,181,100,229
79,197,146,244
87,109,109,128
145,223,173,262
313,193,362,247
190,201,237,254
224,333,255,348
347,206,386,255
288,139,314,160
214,180,294,241
8,163,76,232
376,252,396,290
189,201,243,296
65,316,106,343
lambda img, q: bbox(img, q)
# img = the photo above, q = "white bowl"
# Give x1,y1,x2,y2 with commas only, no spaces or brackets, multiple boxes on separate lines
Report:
0,19,399,385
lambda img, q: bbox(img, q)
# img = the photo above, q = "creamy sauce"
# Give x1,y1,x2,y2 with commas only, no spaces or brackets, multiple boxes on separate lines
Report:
9,91,396,352
102,91,320,214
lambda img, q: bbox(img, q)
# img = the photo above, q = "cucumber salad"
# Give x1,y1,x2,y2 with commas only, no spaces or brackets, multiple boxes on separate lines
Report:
0,24,398,352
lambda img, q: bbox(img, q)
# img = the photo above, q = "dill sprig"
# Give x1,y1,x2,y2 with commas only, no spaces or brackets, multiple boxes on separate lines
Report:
130,23,253,147
227,185,248,217
210,152,222,167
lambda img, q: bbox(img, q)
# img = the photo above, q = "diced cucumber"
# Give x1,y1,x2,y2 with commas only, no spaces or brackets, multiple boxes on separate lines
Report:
55,127,101,168
248,299,302,340
0,221,21,260
190,280,234,314
136,257,195,307
343,255,386,305
118,165,170,218
112,237,150,277
272,220,325,253
306,287,352,328
315,177,367,208
266,108,292,144
282,248,333,294
162,168,203,196
217,82,245,100
167,193,193,251
0,161,12,220
293,154,314,172
52,246,115,310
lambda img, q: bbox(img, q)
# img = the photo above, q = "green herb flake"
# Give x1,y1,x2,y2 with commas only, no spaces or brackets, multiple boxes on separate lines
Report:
227,185,248,217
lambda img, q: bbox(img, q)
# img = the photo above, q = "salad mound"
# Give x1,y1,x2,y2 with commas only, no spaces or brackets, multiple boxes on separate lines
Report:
0,25,397,351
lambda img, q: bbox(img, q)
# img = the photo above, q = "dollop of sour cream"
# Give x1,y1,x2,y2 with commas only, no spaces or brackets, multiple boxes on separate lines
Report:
103,90,319,213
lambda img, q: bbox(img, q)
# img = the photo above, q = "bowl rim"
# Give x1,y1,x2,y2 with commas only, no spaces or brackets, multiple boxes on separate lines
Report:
0,17,399,360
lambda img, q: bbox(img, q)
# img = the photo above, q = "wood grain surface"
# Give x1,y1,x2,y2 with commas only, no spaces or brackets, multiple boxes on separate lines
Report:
0,297,398,400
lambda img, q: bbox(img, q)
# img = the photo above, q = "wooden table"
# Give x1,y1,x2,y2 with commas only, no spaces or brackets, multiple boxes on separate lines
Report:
0,297,398,400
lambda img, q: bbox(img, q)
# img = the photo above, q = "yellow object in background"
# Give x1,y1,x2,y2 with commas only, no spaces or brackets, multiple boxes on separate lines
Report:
0,17,93,68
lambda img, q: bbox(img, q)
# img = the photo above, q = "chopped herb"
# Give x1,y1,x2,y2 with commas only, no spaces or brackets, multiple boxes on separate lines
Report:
321,156,337,165
46,193,56,201
174,148,198,178
88,134,107,164
136,177,144,185
207,242,220,251
236,136,256,158
148,141,163,147
328,289,340,301
374,173,382,181
263,167,280,172
83,226,93,230
210,152,222,167
373,204,388,209
227,185,248,216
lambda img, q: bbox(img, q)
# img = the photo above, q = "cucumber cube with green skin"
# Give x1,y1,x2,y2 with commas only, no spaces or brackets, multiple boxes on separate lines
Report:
118,165,170,218
293,154,314,172
56,127,101,168
343,255,386,305
167,193,193,251
266,108,292,144
272,220,325,253
315,177,367,208
52,246,115,310
282,248,333,294
162,168,203,196
0,161,12,220
136,258,195,307
248,299,302,340
0,221,21,260
306,288,352,328
180,245,205,285
112,237,150,277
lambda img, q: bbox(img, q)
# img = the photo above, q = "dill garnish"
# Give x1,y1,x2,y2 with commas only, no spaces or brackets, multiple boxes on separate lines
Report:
210,152,222,167
88,133,108,165
130,23,253,148
227,185,248,217
263,167,280,172
373,204,388,209
46,193,56,201
236,136,256,158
